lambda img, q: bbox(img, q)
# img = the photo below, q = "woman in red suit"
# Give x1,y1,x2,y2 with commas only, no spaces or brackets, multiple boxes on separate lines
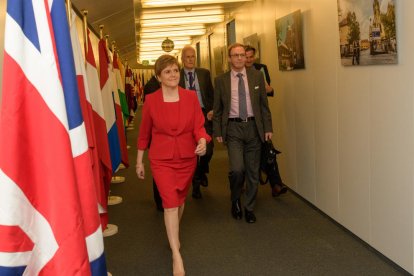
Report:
136,55,211,276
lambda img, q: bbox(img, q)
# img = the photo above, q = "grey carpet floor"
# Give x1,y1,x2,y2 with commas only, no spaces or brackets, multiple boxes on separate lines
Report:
103,106,409,276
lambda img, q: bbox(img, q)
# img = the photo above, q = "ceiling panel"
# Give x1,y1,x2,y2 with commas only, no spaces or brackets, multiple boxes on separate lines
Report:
71,0,251,68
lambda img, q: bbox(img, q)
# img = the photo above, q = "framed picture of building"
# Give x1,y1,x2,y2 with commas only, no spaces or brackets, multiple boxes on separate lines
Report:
275,10,305,71
243,33,260,63
337,0,397,66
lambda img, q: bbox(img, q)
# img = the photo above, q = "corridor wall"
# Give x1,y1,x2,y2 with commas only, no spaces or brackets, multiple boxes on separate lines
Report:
201,0,414,272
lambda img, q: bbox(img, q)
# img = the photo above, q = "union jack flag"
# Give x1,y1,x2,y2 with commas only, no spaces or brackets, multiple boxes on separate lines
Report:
0,0,106,274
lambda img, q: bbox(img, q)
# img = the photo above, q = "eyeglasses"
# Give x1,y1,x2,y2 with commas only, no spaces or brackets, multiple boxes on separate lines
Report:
230,53,246,58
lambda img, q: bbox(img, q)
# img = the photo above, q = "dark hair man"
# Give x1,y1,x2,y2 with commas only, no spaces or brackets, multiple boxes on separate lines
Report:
245,45,274,97
245,45,287,196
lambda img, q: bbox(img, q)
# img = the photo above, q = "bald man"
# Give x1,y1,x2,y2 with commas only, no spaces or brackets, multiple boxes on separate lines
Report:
179,45,214,199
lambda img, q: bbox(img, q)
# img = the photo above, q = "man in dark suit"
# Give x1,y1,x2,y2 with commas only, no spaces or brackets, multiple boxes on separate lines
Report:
179,45,214,199
245,45,287,196
213,43,273,223
245,45,274,97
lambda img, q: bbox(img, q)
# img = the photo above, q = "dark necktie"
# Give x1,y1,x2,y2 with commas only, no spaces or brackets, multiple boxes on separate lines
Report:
188,72,195,91
237,73,247,120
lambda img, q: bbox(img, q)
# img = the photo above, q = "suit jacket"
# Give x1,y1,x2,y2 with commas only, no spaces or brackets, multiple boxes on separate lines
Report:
179,68,214,112
143,75,160,101
138,87,211,160
213,67,273,142
253,63,274,96
253,63,271,85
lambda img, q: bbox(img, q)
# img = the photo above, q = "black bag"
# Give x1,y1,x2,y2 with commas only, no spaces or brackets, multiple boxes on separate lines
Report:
259,140,281,184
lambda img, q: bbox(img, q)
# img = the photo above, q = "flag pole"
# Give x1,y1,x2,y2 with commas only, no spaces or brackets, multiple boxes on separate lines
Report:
105,34,110,54
97,25,123,237
104,31,126,185
99,25,104,40
65,0,72,25
82,10,88,63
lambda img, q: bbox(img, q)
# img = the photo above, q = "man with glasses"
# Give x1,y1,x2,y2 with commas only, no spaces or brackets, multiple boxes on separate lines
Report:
179,45,215,199
213,43,273,223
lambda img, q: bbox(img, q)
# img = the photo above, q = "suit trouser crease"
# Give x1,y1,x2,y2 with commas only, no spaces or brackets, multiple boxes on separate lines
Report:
226,120,261,211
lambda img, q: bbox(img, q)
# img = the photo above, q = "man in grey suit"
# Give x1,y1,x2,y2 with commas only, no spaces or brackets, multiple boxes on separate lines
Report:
213,43,273,223
179,45,214,199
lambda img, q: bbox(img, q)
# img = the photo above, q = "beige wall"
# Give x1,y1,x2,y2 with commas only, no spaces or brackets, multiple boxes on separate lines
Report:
202,0,414,273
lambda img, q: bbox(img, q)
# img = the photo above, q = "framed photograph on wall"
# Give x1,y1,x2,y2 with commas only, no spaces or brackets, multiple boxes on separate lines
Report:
243,33,260,63
275,10,305,71
337,0,397,66
213,46,225,76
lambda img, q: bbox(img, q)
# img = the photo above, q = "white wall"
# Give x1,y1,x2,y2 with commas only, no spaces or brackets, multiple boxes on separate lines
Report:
204,0,414,272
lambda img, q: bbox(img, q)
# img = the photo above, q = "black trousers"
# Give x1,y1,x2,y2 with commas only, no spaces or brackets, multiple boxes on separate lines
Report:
192,109,214,188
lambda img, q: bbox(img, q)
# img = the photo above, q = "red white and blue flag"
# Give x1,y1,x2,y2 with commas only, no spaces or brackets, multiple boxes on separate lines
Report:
111,52,129,167
0,0,106,274
98,38,122,172
69,11,107,275
113,53,129,122
85,32,113,230
124,65,135,117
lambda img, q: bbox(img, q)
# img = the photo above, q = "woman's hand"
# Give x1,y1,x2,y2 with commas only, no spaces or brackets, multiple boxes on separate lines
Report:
195,138,207,156
136,163,145,179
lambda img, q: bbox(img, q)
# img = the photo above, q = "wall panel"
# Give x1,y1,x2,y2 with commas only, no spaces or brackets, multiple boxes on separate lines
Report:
203,0,414,272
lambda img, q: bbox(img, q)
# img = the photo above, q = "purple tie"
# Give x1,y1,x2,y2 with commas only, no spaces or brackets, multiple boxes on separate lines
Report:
188,72,195,91
237,73,247,120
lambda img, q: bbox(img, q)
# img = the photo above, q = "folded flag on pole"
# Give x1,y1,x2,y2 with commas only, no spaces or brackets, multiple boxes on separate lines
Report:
85,31,112,230
113,52,129,122
69,11,107,275
110,51,129,167
0,0,105,275
98,38,122,172
125,65,136,117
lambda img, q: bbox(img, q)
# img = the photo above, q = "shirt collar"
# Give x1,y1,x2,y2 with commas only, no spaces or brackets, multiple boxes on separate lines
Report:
231,67,247,78
184,68,195,75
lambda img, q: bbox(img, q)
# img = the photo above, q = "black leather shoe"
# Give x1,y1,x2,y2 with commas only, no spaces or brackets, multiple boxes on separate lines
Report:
244,209,256,223
192,186,202,199
200,174,208,187
272,183,288,197
231,199,243,220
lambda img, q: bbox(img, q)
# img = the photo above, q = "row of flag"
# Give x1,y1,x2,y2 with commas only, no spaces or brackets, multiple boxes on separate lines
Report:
0,0,133,274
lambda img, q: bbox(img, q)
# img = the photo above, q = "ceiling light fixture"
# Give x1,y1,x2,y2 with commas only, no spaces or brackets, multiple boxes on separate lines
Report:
141,0,254,8
139,37,191,44
139,24,205,33
139,40,192,48
140,29,206,39
141,7,223,20
140,14,224,27
141,5,222,15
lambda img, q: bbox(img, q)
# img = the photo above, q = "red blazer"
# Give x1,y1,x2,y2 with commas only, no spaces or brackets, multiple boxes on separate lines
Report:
137,87,211,160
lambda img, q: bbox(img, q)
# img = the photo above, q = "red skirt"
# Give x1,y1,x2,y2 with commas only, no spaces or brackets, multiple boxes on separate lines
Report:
150,153,197,208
